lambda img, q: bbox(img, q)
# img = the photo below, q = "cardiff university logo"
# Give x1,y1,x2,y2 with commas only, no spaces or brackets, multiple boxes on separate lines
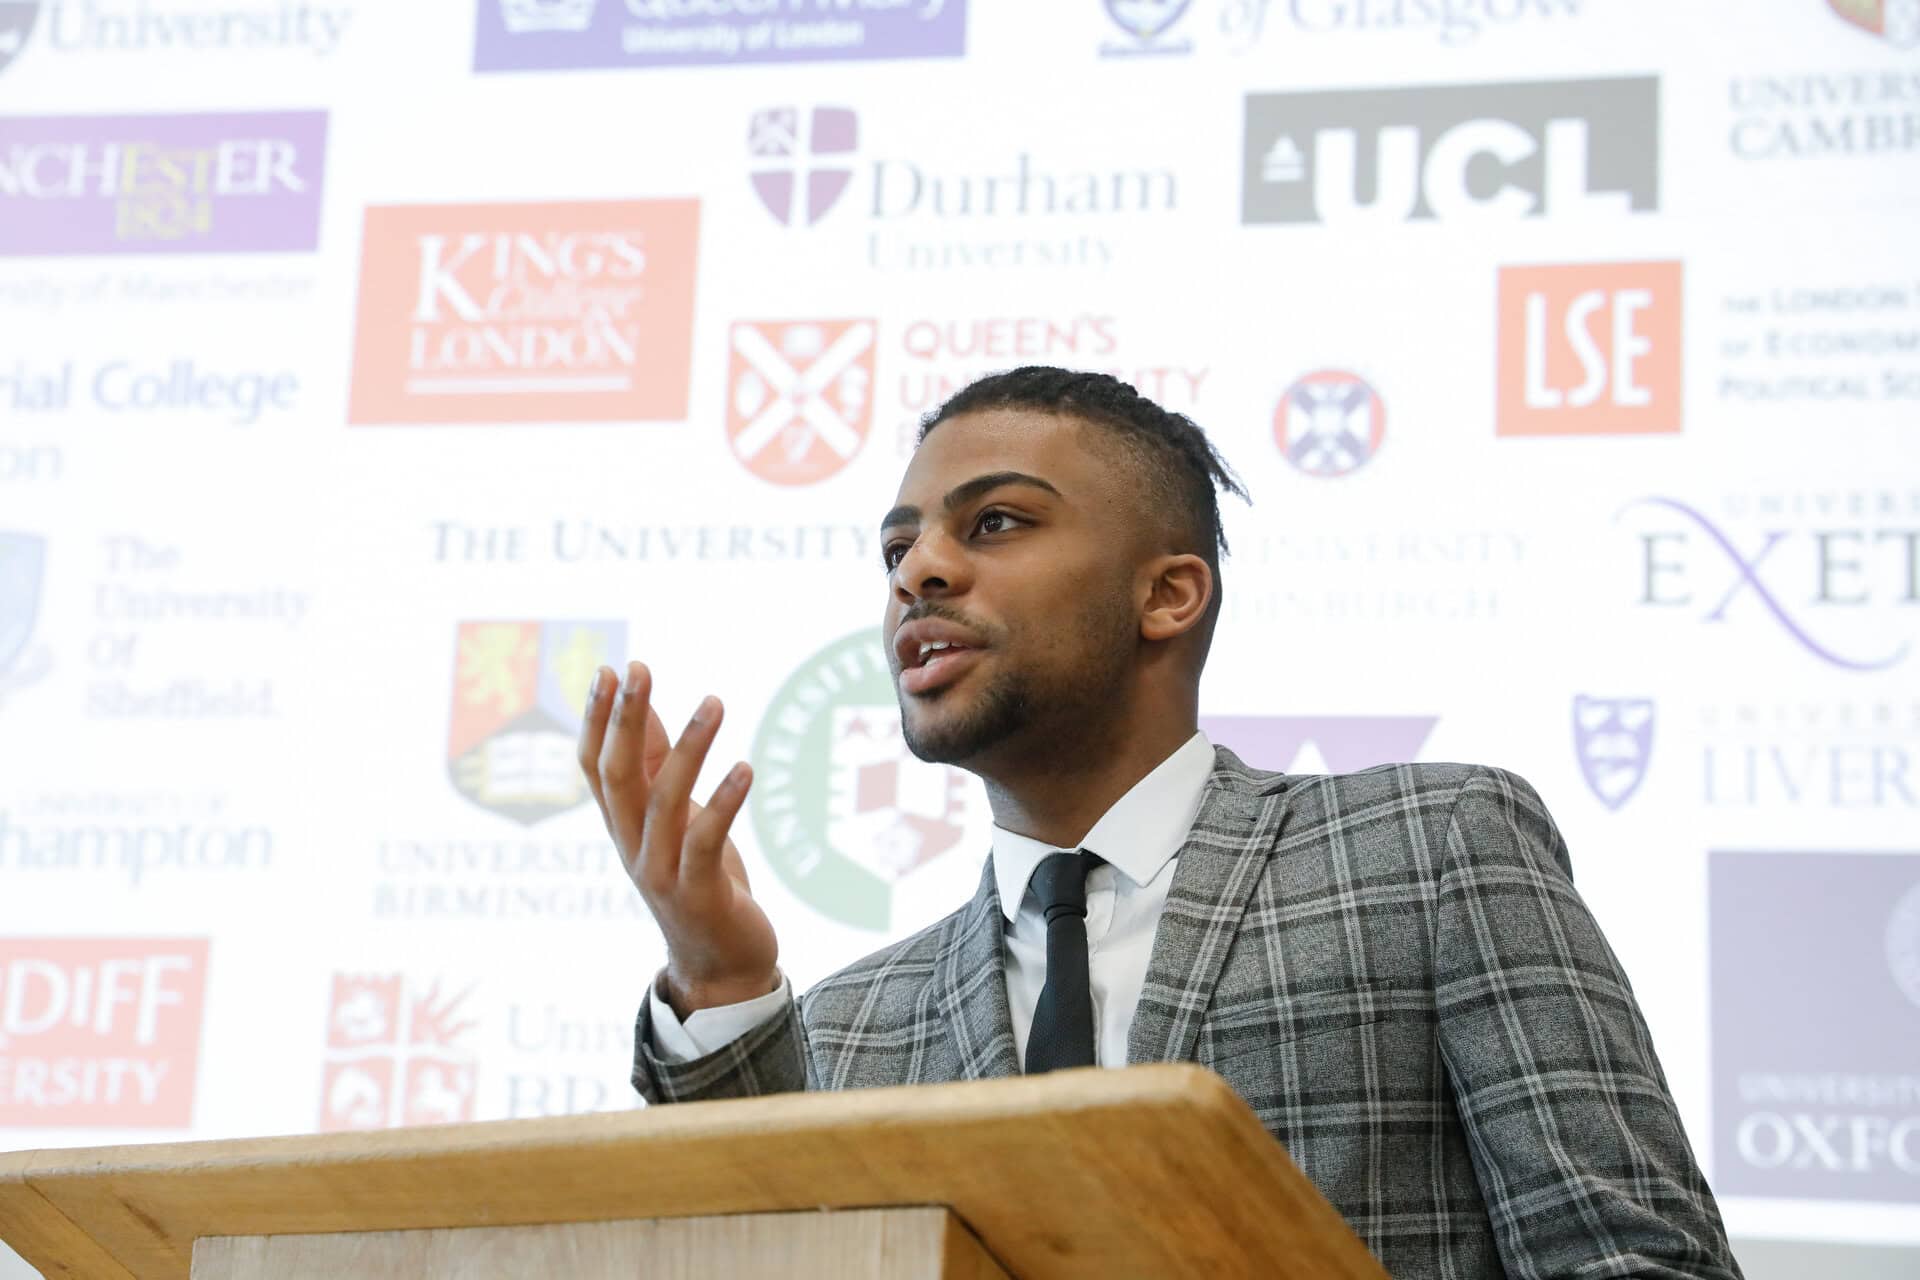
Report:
319,974,478,1132
726,320,877,485
0,938,210,1128
1497,261,1683,437
0,1,41,75
750,631,972,931
750,106,858,227
1572,695,1655,811
0,531,52,705
1274,370,1385,477
1828,0,1920,46
1199,715,1438,774
499,0,597,32
1101,0,1192,55
447,620,624,826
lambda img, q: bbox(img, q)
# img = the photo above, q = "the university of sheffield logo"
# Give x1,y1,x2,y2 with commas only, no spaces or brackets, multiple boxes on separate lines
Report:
1621,496,1914,672
750,630,971,931
1101,0,1191,56
725,319,877,485
1243,77,1659,227
0,2,39,74
1273,369,1385,478
446,621,624,826
0,531,51,704
1572,695,1654,811
1827,0,1920,47
749,106,857,227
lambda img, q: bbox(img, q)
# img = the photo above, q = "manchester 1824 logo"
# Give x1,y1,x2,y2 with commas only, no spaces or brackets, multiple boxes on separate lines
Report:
447,620,623,826
750,630,971,931
1273,369,1385,477
749,105,858,228
1827,0,1920,46
726,319,877,485
319,973,478,1132
348,200,699,425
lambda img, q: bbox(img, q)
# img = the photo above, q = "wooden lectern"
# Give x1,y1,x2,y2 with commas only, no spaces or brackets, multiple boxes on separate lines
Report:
0,1064,1388,1279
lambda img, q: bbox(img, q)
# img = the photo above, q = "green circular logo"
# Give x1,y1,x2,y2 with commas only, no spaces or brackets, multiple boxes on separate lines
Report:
749,629,972,931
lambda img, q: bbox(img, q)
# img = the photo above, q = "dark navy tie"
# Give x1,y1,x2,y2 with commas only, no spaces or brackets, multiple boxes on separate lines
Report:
1024,849,1103,1074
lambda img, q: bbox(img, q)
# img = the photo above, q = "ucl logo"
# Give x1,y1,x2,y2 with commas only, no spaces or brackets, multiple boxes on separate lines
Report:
1622,496,1918,671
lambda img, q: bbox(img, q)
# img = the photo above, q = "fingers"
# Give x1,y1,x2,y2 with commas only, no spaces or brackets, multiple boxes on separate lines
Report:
682,763,753,890
596,662,654,865
643,702,670,781
577,665,615,824
642,696,725,884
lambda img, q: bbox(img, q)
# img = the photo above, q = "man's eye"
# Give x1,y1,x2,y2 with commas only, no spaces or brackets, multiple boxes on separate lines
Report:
975,510,1018,535
882,542,909,570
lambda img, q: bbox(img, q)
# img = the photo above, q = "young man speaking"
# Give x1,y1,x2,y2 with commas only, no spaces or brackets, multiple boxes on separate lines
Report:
577,368,1743,1280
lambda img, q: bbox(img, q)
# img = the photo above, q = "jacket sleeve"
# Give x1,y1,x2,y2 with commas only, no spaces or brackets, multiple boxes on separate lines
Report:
630,978,815,1104
1435,767,1744,1280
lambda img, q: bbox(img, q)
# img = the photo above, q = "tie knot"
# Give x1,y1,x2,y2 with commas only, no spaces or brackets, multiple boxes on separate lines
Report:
1030,849,1101,923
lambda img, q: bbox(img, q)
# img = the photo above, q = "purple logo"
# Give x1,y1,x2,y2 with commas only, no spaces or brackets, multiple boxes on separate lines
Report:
0,2,41,75
1710,851,1920,1203
1622,495,1914,672
1102,0,1191,54
0,111,327,256
473,0,966,72
1573,695,1654,811
1200,715,1438,773
750,106,857,228
1274,369,1386,478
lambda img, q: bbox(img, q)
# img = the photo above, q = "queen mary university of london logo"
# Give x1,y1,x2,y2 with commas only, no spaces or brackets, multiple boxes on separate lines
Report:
750,630,971,931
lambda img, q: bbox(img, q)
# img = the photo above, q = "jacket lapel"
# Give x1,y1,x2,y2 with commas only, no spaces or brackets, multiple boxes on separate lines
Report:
934,854,1021,1080
1128,748,1283,1065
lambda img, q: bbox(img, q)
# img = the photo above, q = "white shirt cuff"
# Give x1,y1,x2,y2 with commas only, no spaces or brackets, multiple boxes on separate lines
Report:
647,971,792,1063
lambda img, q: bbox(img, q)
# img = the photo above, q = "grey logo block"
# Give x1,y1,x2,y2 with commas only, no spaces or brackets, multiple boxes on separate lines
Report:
1242,76,1659,226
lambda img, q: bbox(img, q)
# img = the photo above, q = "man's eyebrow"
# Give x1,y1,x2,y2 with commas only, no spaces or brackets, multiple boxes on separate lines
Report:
879,471,1063,533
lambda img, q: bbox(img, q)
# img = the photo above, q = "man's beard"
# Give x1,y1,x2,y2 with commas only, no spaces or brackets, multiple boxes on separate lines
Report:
898,588,1135,767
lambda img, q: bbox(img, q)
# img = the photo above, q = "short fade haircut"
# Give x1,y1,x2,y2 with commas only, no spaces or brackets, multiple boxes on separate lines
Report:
917,366,1249,629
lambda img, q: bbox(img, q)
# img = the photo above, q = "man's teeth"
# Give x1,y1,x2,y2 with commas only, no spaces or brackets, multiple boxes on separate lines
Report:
919,640,956,665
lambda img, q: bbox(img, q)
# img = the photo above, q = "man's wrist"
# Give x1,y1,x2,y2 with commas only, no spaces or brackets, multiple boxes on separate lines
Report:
660,966,781,1021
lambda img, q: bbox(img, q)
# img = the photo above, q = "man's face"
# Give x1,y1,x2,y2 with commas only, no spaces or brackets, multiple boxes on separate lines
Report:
880,409,1144,767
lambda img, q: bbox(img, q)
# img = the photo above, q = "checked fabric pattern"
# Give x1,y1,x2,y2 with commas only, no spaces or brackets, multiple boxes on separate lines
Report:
632,749,1743,1280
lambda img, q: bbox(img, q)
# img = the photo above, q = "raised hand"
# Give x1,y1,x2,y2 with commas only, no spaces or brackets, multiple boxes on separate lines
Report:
579,661,779,1018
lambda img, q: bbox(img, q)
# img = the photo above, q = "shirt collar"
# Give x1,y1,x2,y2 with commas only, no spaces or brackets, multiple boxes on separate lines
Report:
991,731,1215,923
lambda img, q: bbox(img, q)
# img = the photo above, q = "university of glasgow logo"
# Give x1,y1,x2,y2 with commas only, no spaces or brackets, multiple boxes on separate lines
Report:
750,630,974,931
319,974,479,1132
446,620,624,826
1573,695,1654,811
0,2,40,75
726,319,877,485
1273,370,1386,477
1102,0,1192,54
0,531,51,702
498,0,597,33
1827,0,1920,46
750,106,858,227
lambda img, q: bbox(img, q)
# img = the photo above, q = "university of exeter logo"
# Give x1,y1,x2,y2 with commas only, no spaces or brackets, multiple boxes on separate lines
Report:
725,319,877,485
1827,0,1920,46
447,620,623,826
319,974,478,1131
1572,695,1655,811
750,630,971,931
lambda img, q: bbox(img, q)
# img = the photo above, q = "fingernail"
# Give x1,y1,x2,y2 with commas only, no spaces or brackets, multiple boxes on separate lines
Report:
726,762,749,788
586,669,607,705
622,664,642,697
691,695,717,725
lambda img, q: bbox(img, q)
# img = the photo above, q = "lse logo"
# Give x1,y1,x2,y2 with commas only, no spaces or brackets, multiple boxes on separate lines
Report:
1498,261,1682,437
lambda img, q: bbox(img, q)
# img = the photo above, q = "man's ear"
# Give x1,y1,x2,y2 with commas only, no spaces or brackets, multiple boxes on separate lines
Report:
1139,554,1212,643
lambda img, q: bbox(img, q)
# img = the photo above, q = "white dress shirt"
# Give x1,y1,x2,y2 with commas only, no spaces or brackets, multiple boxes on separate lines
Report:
650,732,1216,1069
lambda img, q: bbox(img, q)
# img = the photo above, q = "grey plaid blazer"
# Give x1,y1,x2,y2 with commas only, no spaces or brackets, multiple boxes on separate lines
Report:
632,750,1742,1280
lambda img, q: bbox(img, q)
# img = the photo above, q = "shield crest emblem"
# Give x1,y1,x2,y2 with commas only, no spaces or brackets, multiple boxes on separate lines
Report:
446,620,624,825
1105,0,1192,41
1275,370,1387,478
0,2,41,76
749,106,858,228
1827,0,1920,45
1573,695,1655,811
0,531,46,676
